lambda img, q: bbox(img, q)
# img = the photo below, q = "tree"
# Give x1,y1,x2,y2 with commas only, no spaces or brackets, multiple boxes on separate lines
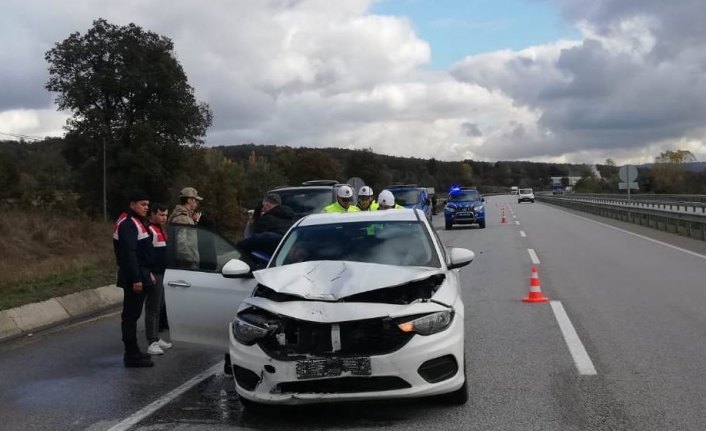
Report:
45,18,212,217
605,158,616,166
655,149,697,164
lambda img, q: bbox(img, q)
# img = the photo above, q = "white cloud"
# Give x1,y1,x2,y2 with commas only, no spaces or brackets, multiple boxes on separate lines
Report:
0,0,705,164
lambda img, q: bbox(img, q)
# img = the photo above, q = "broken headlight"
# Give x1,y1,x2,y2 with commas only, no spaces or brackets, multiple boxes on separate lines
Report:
232,311,271,345
397,310,454,336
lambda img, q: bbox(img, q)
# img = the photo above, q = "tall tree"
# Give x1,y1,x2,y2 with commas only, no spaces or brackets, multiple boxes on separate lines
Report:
655,149,697,164
45,18,212,217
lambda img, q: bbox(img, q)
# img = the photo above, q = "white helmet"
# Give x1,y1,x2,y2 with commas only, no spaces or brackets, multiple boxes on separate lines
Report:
377,190,395,206
337,185,354,199
358,186,374,197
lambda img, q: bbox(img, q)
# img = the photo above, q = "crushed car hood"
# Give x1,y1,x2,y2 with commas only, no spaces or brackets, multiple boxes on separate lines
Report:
242,296,450,323
254,260,444,301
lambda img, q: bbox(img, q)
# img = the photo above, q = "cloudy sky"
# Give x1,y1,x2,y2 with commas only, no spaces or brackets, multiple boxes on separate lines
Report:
1,0,705,164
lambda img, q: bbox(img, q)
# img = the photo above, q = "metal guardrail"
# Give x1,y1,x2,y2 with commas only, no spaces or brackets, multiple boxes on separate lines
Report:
543,193,706,215
536,194,706,242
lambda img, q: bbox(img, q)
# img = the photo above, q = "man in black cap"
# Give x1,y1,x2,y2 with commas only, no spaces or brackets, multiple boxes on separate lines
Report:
113,191,156,367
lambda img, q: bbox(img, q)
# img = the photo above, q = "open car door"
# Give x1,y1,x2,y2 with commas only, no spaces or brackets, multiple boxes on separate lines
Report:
163,224,263,349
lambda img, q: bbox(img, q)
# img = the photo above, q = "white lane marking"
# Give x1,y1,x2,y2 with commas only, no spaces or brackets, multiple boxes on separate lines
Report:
515,221,520,226
550,301,597,376
520,230,527,238
107,362,222,431
563,211,706,261
528,248,540,264
513,215,517,219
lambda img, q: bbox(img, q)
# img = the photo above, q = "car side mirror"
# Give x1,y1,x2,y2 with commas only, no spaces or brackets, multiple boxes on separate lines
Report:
222,258,252,278
447,248,475,270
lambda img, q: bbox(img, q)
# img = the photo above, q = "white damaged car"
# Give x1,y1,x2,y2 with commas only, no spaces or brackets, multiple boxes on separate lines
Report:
163,209,474,407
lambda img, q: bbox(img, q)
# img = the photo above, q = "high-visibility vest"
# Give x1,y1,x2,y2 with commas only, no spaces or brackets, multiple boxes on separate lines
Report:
323,202,361,213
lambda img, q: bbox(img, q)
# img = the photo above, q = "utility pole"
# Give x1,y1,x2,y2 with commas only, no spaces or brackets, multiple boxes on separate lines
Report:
103,136,107,222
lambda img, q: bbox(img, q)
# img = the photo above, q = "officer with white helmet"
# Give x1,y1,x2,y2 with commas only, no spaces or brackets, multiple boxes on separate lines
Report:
323,185,360,213
356,186,375,211
376,190,403,210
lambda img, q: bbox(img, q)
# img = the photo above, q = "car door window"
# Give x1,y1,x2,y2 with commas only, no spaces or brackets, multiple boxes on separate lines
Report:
167,225,260,272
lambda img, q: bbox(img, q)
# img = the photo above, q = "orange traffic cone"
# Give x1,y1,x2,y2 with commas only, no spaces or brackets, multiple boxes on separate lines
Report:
501,207,507,224
522,266,549,303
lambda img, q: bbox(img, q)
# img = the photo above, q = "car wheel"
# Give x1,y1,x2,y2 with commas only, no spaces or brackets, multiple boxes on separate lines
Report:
517,200,521,204
479,220,486,229
445,222,452,230
531,199,535,203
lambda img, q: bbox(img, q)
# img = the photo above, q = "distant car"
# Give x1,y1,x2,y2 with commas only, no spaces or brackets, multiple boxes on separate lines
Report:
444,186,486,230
518,188,535,203
387,184,432,222
163,209,475,407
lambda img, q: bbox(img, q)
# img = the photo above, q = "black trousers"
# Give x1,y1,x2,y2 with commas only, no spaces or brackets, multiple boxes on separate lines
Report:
121,286,146,354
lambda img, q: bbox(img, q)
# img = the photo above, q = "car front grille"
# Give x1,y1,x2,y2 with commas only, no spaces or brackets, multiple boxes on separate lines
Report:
257,315,418,360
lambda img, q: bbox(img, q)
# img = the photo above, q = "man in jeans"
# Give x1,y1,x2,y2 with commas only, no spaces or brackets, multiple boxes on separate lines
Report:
145,203,172,355
113,192,155,367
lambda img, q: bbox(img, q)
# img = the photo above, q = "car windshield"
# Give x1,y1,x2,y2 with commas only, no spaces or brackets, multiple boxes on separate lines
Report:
390,189,420,205
274,189,332,216
520,189,533,194
449,191,480,202
272,221,440,268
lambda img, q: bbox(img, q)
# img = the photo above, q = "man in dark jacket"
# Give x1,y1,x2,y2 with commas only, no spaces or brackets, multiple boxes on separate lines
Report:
113,192,155,368
238,193,294,262
253,193,294,235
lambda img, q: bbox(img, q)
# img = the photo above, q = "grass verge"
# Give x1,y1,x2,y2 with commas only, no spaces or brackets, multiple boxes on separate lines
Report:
0,209,116,311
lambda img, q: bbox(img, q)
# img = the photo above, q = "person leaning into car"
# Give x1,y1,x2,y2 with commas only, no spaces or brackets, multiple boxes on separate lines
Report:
113,191,157,368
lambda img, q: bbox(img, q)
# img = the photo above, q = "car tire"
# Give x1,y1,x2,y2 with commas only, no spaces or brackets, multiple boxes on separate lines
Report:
479,220,486,229
445,222,452,230
531,199,535,203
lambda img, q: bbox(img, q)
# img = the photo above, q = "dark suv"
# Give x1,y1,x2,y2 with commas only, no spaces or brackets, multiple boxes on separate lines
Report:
267,180,356,219
243,180,354,238
386,184,432,222
444,186,486,229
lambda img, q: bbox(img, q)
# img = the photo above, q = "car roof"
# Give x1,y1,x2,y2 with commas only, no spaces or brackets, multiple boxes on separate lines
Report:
297,208,423,227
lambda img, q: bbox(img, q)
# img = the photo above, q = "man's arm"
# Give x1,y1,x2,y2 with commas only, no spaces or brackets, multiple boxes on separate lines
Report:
118,221,141,287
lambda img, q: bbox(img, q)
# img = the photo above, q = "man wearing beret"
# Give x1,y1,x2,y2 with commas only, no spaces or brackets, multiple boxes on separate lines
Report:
113,192,156,368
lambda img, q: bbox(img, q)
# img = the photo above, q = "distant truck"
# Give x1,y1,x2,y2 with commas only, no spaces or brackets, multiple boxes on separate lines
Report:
511,186,519,195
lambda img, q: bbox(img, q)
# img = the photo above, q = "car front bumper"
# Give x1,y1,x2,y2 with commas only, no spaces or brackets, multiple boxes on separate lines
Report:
445,212,484,224
229,312,465,404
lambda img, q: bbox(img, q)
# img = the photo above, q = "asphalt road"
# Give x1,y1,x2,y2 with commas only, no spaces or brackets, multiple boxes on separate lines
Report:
1,197,705,430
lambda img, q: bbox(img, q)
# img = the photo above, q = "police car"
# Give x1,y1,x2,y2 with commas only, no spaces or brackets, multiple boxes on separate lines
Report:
444,186,486,230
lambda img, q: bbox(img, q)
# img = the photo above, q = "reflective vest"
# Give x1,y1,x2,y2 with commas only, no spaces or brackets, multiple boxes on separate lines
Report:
112,212,149,241
323,201,361,213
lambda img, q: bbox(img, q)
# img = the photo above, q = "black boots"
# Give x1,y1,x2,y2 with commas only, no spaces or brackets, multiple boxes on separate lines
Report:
124,352,154,368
